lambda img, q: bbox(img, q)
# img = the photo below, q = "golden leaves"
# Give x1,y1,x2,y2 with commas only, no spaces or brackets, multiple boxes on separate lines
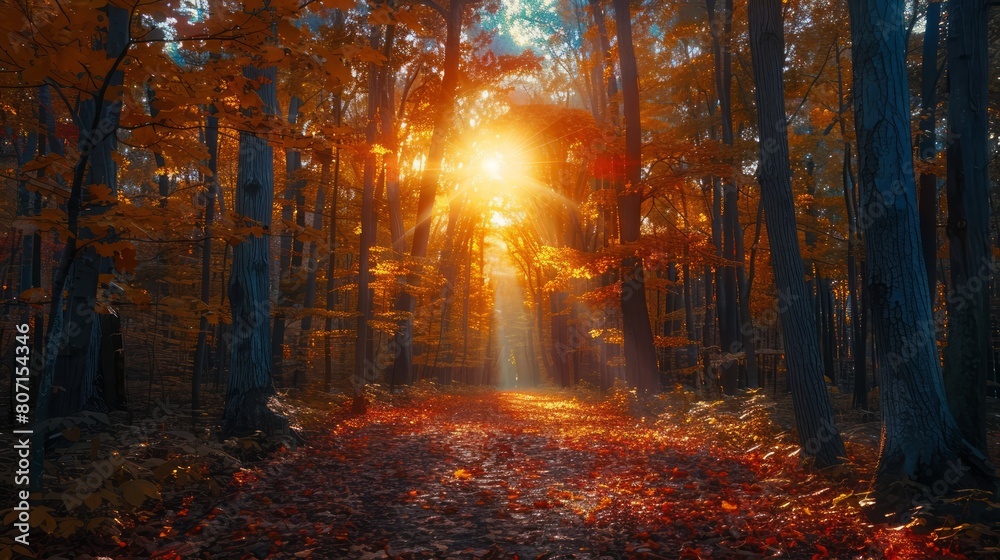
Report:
20,54,51,84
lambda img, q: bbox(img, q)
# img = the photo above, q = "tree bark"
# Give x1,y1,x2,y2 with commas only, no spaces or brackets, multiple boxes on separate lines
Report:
847,0,990,499
324,93,343,393
50,5,129,417
748,0,845,466
222,61,287,437
192,110,219,422
918,0,942,305
943,0,991,454
843,142,868,409
356,24,382,401
272,96,305,387
302,154,327,336
707,0,742,393
613,0,659,393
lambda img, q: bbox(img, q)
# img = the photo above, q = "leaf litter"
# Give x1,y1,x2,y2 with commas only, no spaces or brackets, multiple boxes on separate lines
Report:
82,388,985,559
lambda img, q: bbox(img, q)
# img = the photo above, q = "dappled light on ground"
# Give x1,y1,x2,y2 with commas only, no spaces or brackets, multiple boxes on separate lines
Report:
135,390,971,559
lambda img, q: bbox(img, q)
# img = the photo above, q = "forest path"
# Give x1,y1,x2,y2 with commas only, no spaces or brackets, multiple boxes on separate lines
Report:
154,390,924,559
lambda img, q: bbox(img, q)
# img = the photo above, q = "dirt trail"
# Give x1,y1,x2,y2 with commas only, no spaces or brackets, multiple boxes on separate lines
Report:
144,391,942,559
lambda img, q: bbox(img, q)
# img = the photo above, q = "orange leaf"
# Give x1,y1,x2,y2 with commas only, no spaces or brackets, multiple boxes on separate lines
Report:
114,243,138,273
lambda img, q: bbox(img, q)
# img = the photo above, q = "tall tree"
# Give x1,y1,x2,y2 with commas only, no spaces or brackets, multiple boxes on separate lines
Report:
272,95,304,388
222,52,287,435
613,0,659,393
747,0,845,466
847,0,990,497
943,0,992,454
356,22,382,404
31,3,134,489
324,93,344,393
49,4,130,417
917,0,942,304
706,0,748,393
391,0,464,387
192,109,219,423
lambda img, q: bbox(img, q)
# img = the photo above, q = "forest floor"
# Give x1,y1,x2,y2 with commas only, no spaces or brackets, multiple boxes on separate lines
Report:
57,386,997,560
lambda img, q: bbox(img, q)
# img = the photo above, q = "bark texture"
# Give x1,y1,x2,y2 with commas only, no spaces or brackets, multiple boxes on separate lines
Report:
614,0,659,393
943,0,991,454
223,63,287,437
847,0,990,498
748,0,845,466
917,0,942,305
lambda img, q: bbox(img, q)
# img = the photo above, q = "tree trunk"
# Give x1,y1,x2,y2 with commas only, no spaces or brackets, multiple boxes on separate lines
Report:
32,4,131,489
391,0,463,386
589,0,619,121
355,23,382,401
613,0,659,394
301,155,327,338
272,96,305,387
192,110,219,422
748,0,845,466
918,0,942,304
50,5,129,417
707,0,741,394
843,142,868,409
847,0,990,500
324,94,343,393
379,24,406,258
735,198,757,387
147,84,172,205
720,185,740,392
942,0,991,454
222,62,287,437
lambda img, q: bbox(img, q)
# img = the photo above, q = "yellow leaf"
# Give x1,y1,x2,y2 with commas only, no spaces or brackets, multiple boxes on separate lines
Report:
57,518,83,538
453,469,473,480
325,59,351,89
138,479,161,499
357,46,387,65
89,184,116,204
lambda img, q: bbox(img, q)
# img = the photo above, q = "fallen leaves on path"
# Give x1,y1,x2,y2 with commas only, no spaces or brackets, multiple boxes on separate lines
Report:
138,389,971,559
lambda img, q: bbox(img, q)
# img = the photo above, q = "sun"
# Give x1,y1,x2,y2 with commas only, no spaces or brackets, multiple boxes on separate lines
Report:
482,152,505,180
